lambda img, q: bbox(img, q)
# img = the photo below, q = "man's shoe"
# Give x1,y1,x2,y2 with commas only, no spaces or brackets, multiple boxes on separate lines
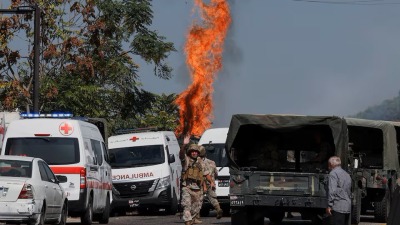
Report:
193,219,202,224
287,212,294,218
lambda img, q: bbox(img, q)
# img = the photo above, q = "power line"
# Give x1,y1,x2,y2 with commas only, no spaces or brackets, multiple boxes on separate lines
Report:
290,0,400,5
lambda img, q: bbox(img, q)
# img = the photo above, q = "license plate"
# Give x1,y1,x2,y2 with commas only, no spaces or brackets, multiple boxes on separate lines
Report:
218,180,229,187
128,199,140,207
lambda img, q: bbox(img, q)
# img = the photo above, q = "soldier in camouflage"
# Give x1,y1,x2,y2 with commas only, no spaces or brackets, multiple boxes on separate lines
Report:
179,136,212,225
199,146,224,219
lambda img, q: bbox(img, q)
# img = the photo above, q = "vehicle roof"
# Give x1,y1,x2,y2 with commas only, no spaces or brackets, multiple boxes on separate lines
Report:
4,118,103,141
108,131,174,148
198,128,228,145
346,118,399,170
0,155,36,161
226,114,349,170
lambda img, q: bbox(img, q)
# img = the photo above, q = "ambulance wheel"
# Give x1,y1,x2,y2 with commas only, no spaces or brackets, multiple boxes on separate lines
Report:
200,207,210,217
99,195,110,224
222,206,230,216
166,191,178,215
81,196,93,225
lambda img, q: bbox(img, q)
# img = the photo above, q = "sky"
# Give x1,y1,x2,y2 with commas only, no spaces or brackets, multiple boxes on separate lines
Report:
137,0,400,128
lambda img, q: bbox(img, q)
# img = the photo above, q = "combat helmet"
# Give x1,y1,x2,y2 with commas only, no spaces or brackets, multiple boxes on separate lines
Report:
199,146,206,157
186,144,200,155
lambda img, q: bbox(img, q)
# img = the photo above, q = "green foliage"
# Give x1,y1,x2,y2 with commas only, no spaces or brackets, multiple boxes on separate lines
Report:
112,93,179,135
0,0,178,133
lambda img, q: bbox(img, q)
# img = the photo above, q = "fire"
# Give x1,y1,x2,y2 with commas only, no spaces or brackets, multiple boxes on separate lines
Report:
175,0,231,138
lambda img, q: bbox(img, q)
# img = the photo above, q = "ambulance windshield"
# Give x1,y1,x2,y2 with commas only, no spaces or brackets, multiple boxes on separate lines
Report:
109,145,165,168
4,137,80,165
204,143,228,167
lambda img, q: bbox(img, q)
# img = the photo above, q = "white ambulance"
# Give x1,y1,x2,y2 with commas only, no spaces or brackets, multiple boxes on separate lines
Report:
1,113,112,225
0,111,21,149
198,127,230,216
108,130,181,215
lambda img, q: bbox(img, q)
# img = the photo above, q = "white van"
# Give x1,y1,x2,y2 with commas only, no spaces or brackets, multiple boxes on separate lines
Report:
198,127,229,216
1,113,112,225
108,130,181,215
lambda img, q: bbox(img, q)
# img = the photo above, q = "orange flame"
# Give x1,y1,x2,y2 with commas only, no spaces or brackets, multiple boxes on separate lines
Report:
175,0,231,138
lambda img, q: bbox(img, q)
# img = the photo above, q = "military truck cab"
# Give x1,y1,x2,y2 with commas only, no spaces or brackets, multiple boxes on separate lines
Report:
346,118,399,224
227,114,349,225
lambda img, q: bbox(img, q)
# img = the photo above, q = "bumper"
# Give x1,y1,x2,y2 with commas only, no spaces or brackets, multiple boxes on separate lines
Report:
0,200,41,223
230,194,328,210
67,189,88,215
111,185,172,210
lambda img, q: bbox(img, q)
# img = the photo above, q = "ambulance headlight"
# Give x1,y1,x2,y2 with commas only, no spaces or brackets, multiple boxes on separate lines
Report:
156,176,170,189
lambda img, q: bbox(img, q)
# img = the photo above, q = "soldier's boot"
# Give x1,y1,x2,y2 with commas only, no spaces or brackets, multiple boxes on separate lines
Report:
184,221,192,225
192,219,202,224
215,205,223,219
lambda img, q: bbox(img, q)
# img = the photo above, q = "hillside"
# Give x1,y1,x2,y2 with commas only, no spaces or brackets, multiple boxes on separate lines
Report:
352,92,400,120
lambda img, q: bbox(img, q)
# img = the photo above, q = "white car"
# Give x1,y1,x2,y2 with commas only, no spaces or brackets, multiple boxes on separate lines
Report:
0,155,68,225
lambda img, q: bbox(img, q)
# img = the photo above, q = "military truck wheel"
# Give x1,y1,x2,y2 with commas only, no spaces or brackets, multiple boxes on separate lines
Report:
374,190,390,222
269,211,284,223
351,188,362,224
231,209,263,225
310,214,323,225
231,209,248,225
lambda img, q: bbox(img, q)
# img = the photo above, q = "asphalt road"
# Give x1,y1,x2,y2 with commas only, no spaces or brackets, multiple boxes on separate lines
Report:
63,211,386,225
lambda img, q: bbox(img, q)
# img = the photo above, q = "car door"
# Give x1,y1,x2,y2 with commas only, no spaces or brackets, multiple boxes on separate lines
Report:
38,161,56,216
42,162,63,217
91,139,103,210
101,142,112,201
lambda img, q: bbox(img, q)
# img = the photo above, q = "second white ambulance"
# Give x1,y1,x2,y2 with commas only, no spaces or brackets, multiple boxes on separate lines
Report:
198,127,230,216
108,130,181,215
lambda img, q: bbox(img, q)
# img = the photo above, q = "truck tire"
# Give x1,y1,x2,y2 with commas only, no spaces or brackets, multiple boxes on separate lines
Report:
269,211,284,224
351,188,361,224
374,190,390,222
231,209,263,225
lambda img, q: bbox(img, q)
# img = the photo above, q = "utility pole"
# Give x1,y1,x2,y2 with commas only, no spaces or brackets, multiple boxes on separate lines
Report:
0,4,41,113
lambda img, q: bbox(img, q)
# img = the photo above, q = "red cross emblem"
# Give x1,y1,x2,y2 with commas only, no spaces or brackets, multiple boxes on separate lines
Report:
59,122,73,136
130,136,139,142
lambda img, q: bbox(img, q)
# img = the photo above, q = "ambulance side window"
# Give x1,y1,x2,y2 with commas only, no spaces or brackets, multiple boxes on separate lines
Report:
91,140,103,165
102,142,110,163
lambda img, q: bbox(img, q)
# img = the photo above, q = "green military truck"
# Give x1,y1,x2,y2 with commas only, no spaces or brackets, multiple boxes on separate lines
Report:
346,118,399,223
227,114,349,225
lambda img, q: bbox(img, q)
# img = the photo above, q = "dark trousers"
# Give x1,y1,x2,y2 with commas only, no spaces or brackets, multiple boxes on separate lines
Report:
331,211,349,225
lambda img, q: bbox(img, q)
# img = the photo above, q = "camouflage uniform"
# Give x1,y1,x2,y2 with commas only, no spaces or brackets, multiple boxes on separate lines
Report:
197,146,223,220
203,157,223,218
180,144,208,224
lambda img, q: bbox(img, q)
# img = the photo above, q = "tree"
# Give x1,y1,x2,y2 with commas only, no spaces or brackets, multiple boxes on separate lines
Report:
134,93,179,132
0,0,176,129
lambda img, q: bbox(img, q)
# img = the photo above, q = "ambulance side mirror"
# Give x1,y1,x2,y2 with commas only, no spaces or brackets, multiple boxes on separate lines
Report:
168,154,175,164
